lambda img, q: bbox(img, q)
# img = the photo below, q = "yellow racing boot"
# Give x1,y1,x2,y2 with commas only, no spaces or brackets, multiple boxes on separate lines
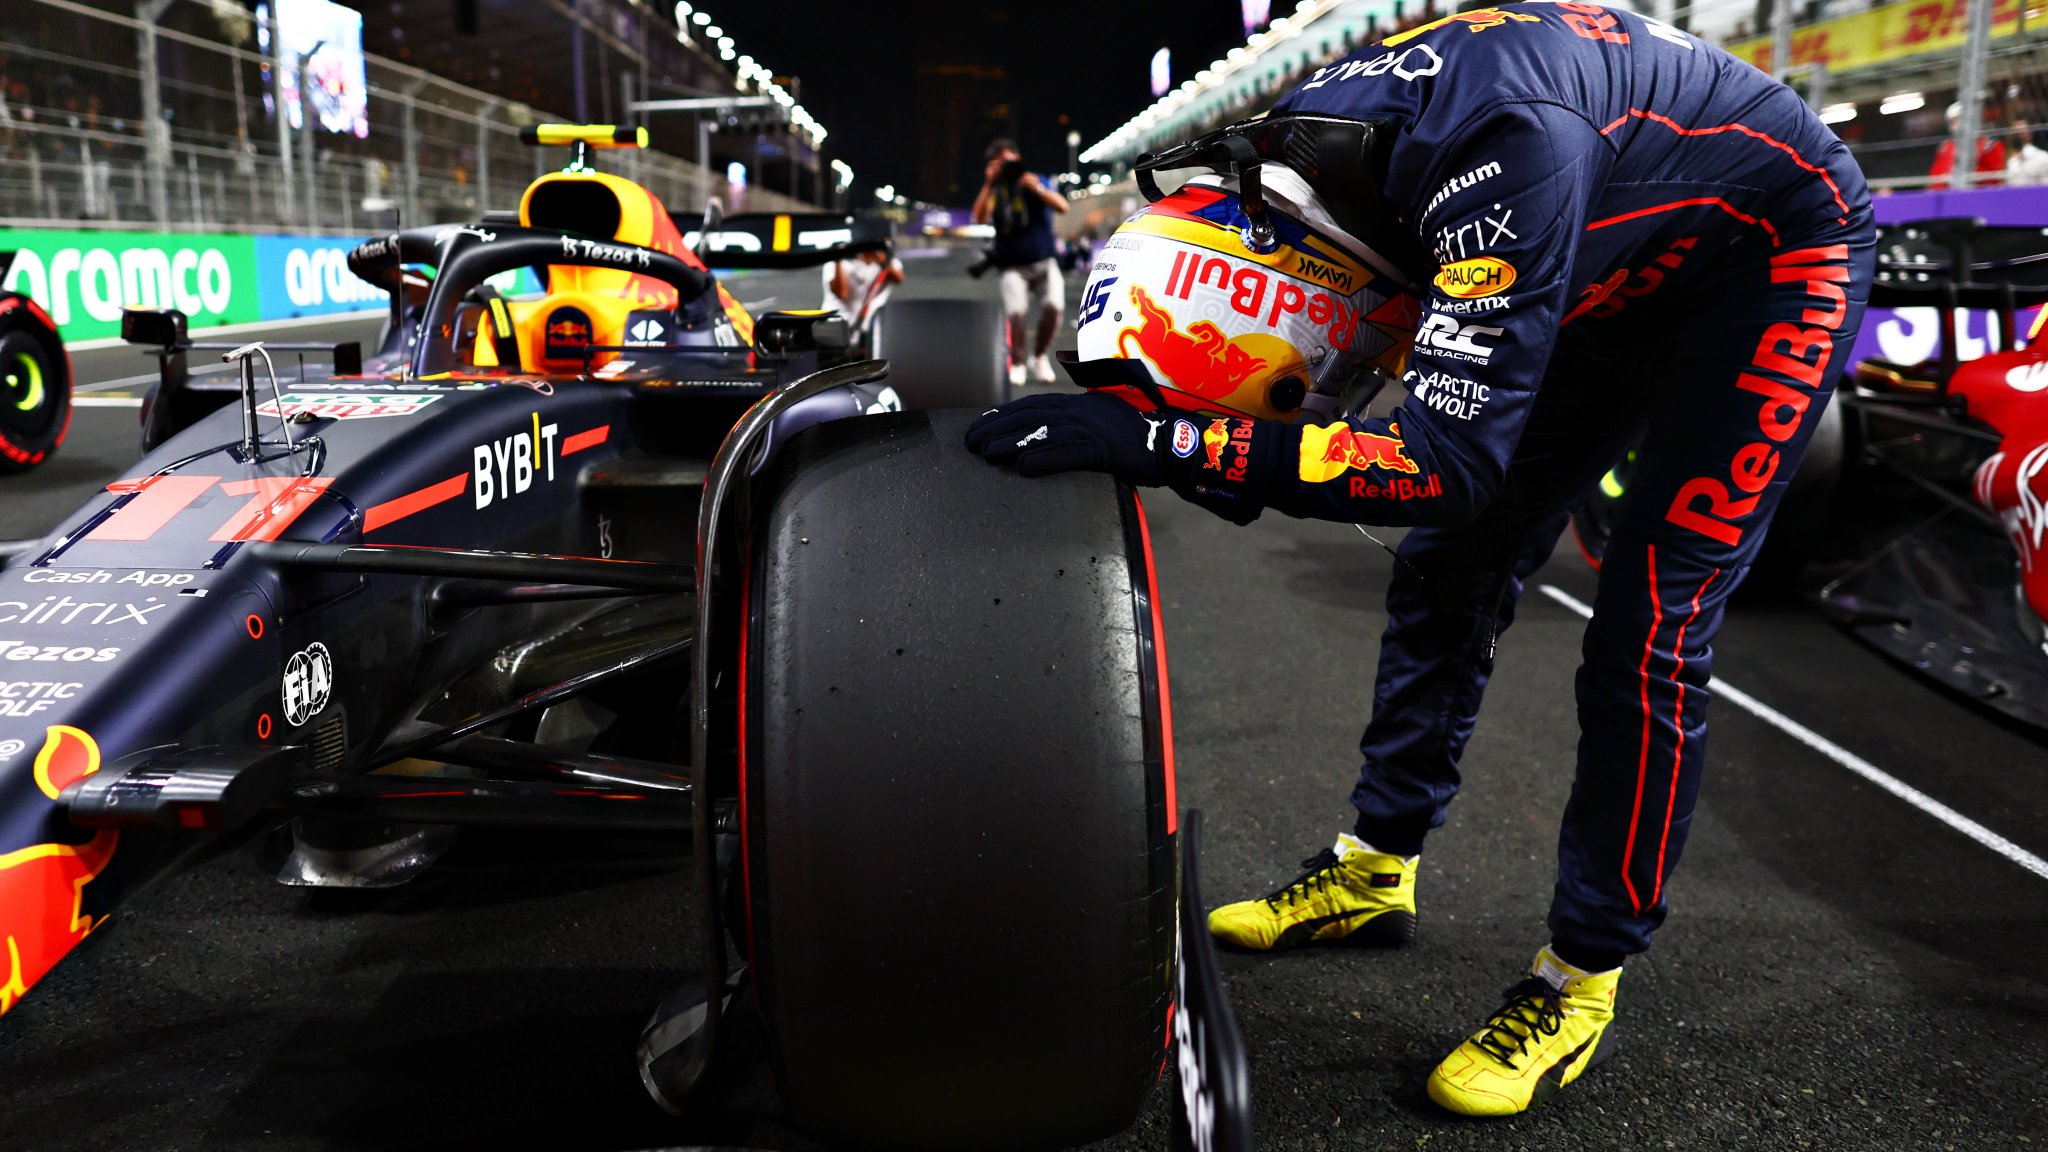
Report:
1426,945,1621,1116
1206,833,1417,951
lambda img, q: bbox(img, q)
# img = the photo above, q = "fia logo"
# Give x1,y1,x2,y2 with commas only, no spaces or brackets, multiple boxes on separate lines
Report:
282,642,334,727
1078,276,1119,329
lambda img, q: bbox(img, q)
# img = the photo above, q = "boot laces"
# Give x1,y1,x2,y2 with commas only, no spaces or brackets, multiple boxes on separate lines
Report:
1473,977,1565,1068
1263,848,1344,910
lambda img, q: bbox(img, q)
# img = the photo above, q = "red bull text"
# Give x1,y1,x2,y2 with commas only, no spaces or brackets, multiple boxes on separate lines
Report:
1159,252,1362,348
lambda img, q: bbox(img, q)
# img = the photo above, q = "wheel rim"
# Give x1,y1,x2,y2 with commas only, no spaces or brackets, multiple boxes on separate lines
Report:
4,348,45,415
1577,445,1639,562
0,331,63,450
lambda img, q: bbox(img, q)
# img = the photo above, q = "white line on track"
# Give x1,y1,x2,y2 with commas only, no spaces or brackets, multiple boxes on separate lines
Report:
1537,582,2048,882
80,366,239,392
59,308,386,353
72,396,143,407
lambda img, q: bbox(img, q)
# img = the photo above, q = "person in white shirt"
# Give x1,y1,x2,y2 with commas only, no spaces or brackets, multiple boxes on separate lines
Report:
2006,121,2048,187
822,247,905,337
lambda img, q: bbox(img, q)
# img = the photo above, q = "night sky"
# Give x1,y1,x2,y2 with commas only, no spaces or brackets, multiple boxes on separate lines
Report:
704,1,1258,203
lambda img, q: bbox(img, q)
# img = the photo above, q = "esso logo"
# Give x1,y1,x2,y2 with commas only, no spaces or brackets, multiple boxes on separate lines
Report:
2006,360,2048,393
1171,419,1200,458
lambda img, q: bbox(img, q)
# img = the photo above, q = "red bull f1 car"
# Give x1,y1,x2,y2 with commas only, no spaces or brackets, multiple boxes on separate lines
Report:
1575,217,2048,730
0,254,73,474
0,125,1189,1149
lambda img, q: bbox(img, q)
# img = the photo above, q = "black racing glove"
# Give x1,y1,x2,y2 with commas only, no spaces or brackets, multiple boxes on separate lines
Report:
965,392,1169,482
965,393,1278,523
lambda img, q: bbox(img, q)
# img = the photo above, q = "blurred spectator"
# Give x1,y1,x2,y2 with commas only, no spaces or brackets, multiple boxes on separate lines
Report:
2007,120,2048,187
822,246,905,337
1930,102,2006,188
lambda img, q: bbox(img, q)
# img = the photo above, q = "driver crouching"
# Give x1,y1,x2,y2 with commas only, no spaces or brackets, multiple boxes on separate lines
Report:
967,1,1872,1118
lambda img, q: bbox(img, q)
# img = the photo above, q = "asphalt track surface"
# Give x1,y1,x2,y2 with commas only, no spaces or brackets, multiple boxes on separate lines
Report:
4,251,2047,1151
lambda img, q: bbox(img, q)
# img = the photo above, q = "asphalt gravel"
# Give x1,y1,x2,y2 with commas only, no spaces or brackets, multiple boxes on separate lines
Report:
2,252,2045,1151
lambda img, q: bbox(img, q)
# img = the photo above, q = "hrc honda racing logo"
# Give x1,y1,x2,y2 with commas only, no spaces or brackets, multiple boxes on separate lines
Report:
1414,314,1502,364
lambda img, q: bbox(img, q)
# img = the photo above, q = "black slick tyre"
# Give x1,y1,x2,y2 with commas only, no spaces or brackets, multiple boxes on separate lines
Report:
870,298,1009,409
741,410,1175,1150
0,308,70,473
1570,397,1847,593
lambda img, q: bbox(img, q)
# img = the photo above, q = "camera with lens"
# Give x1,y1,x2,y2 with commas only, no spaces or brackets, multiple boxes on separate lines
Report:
965,247,998,279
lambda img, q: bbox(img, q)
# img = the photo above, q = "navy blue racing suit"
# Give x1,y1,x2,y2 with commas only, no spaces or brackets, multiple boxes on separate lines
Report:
1187,3,1874,962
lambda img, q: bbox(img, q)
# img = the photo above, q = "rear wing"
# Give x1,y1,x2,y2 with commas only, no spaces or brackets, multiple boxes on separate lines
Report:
682,211,894,269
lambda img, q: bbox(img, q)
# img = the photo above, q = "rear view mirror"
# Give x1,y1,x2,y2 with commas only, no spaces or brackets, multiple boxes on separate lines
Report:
754,310,851,358
121,307,188,349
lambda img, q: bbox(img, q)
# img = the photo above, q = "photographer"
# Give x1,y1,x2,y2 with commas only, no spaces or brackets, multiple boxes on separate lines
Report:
971,138,1069,385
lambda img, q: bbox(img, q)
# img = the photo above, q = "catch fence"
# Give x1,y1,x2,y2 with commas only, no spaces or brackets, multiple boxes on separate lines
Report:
0,0,807,235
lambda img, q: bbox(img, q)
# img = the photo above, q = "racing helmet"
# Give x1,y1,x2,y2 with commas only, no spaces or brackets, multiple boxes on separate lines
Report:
1064,129,1423,422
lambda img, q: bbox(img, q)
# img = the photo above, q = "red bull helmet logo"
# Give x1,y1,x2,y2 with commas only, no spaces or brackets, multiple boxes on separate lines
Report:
1115,286,1274,400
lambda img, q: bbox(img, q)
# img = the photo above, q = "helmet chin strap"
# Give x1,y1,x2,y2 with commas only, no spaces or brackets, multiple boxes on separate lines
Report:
1237,162,1278,255
1214,133,1278,255
1135,130,1279,254
1131,113,1427,290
